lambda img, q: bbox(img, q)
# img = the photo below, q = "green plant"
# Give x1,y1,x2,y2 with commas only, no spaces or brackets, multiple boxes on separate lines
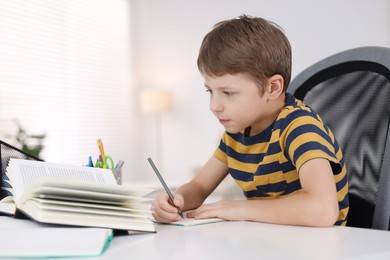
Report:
15,121,46,159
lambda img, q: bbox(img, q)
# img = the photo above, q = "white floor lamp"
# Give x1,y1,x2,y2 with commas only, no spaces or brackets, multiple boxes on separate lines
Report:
140,89,173,172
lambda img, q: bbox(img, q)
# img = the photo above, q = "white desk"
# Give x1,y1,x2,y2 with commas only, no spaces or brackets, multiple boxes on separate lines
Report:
3,216,390,259
96,221,390,259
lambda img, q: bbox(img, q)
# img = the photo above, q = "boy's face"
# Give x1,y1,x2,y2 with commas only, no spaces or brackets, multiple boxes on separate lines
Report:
204,73,275,136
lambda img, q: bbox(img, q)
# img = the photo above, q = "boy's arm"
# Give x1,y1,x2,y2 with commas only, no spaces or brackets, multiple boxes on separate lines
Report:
152,156,228,222
176,156,229,211
187,158,340,227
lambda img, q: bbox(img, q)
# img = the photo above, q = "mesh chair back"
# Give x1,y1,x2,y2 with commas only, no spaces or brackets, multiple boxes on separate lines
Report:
288,47,390,230
0,140,41,199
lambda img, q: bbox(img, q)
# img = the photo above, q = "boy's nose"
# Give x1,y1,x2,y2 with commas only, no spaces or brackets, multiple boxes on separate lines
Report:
210,97,223,112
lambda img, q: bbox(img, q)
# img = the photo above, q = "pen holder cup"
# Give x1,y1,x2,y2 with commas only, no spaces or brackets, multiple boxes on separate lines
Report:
111,168,122,185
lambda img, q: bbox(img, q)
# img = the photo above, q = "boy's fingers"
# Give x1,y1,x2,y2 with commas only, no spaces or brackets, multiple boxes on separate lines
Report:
151,191,184,222
152,203,182,222
172,194,184,209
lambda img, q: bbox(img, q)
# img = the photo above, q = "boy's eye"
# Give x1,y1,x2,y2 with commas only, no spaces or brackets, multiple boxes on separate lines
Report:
205,89,212,94
223,91,233,96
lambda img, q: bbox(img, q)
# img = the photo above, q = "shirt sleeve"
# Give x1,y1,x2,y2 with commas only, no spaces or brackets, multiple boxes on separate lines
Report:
213,133,228,163
281,110,342,174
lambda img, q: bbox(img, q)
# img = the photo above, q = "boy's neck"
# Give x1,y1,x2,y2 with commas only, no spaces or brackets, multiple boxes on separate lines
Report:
245,93,287,137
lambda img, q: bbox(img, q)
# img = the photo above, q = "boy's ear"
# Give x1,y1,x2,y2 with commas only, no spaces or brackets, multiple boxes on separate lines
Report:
266,74,284,100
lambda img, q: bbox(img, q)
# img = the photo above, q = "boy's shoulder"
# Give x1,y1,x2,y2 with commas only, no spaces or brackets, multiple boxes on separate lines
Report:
279,93,315,119
275,93,328,134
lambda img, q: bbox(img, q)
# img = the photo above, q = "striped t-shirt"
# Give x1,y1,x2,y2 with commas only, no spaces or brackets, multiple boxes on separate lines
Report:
213,92,349,225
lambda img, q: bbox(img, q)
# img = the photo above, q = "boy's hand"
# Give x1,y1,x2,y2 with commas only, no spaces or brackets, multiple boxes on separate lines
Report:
151,191,184,222
186,200,245,221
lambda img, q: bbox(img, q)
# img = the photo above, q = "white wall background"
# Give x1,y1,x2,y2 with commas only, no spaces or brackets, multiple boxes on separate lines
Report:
0,1,136,180
2,0,388,187
129,0,390,185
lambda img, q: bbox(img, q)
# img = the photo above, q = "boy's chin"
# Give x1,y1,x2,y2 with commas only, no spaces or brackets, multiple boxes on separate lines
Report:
225,126,251,135
224,128,243,134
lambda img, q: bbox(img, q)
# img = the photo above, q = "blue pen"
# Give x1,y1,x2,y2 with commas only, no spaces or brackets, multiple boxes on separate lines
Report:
88,156,94,167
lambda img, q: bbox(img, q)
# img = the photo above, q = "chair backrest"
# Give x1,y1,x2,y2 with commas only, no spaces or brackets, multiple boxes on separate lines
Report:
288,46,390,230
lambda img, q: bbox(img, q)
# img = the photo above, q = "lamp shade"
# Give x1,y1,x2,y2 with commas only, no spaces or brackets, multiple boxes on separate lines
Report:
140,90,173,114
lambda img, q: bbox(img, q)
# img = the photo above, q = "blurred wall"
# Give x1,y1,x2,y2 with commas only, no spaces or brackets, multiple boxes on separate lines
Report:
127,0,390,185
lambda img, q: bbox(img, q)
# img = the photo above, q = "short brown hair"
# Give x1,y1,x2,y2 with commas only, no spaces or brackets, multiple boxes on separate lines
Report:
197,15,292,91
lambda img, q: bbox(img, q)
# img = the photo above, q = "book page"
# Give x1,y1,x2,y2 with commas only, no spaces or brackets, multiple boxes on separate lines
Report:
18,178,153,204
0,196,16,215
19,201,155,232
158,217,225,227
7,159,117,202
156,211,225,227
31,198,152,215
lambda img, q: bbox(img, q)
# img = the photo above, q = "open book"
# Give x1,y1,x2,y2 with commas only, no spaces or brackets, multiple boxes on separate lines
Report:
0,158,155,233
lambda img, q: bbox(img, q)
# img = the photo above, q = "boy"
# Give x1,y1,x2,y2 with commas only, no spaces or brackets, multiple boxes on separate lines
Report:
152,15,349,227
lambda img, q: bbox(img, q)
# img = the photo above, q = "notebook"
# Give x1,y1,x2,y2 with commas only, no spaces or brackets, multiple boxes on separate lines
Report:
0,217,113,258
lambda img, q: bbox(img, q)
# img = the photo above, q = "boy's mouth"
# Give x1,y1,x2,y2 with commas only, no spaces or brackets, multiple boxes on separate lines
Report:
218,119,230,125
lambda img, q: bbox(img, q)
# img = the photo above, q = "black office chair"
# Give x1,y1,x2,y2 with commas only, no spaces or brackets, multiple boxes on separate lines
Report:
288,46,390,230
